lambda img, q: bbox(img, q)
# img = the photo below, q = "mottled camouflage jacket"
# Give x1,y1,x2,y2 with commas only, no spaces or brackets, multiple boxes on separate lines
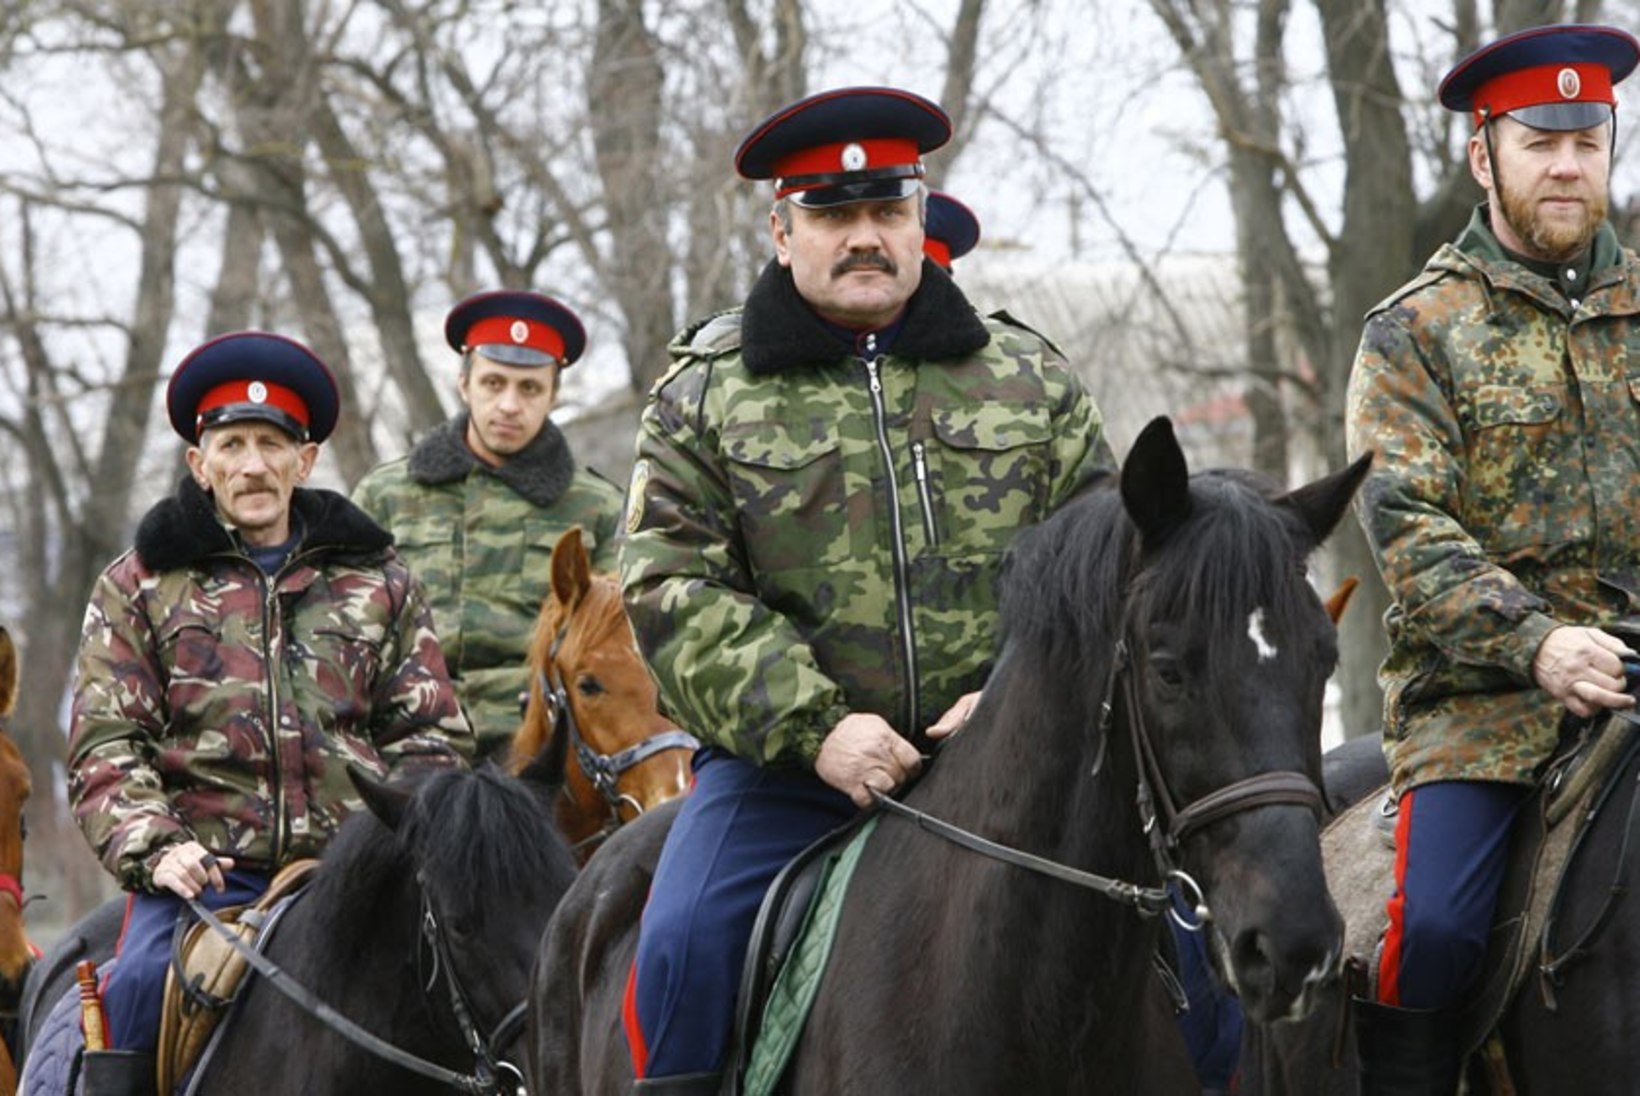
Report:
69,478,473,892
1346,207,1640,791
352,415,624,757
622,259,1114,768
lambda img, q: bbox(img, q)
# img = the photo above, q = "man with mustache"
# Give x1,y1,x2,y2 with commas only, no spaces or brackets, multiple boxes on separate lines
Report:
68,332,471,1094
353,291,624,760
618,87,1114,1092
1346,24,1640,1093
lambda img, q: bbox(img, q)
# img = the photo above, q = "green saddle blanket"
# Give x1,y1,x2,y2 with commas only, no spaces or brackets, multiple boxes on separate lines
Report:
742,815,879,1096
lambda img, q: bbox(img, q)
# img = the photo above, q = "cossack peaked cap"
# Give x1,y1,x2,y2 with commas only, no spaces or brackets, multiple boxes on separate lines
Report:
736,87,951,208
166,331,340,445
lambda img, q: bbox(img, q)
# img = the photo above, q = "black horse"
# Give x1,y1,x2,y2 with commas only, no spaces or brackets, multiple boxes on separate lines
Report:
22,760,577,1095
530,416,1371,1094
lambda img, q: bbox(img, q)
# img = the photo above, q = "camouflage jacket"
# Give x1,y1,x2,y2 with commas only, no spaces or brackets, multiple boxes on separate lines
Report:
622,259,1114,768
69,479,472,892
1346,207,1640,791
352,415,624,756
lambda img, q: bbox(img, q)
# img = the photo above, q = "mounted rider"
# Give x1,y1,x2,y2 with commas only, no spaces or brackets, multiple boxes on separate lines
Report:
68,332,472,1096
353,291,625,760
1346,23,1640,1095
618,86,1114,1093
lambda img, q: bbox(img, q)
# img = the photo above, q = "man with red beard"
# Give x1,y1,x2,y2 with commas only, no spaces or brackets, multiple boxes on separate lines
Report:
1346,24,1640,1094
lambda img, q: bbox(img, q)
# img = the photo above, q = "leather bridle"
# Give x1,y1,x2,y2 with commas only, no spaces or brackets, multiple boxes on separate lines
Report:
537,623,697,851
186,875,530,1095
876,628,1325,930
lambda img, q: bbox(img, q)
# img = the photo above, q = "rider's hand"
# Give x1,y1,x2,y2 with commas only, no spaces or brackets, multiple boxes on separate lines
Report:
152,841,235,899
816,714,923,809
1532,625,1637,720
927,691,981,740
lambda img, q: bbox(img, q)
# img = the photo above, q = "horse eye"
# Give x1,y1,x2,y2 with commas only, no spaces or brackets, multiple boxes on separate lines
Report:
1151,657,1186,690
577,675,605,697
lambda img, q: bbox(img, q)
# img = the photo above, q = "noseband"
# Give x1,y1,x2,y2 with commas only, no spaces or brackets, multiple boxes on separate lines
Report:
539,621,698,848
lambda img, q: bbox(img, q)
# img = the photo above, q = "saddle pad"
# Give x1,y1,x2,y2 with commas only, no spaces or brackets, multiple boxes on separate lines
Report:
741,816,878,1096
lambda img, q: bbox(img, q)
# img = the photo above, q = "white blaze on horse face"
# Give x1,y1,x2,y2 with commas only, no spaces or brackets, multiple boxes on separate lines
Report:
1246,608,1279,662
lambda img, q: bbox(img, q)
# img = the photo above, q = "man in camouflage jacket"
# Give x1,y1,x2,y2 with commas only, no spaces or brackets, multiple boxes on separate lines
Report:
1344,25,1640,1091
353,291,623,759
69,332,470,1088
620,88,1113,1092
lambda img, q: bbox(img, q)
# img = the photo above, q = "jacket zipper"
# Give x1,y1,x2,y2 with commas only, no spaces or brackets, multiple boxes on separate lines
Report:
864,353,920,733
911,440,938,548
259,569,287,867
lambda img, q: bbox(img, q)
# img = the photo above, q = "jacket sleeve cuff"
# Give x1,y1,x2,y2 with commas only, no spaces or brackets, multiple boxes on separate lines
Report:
1500,612,1561,683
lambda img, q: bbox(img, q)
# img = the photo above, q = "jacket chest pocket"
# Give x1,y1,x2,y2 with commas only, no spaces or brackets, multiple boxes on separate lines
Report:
926,406,1054,555
1460,385,1585,554
722,421,860,573
288,625,384,721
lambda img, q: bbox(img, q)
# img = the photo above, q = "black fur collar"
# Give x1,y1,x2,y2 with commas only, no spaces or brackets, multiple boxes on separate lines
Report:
135,476,392,572
406,413,575,507
740,258,990,376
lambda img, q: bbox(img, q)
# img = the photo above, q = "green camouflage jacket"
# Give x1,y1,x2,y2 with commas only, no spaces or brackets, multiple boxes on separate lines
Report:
69,479,472,892
352,415,624,757
622,259,1114,768
1346,206,1640,791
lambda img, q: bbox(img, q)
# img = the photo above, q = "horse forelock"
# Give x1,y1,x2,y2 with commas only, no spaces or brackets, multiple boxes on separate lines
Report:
398,767,577,919
1001,472,1327,691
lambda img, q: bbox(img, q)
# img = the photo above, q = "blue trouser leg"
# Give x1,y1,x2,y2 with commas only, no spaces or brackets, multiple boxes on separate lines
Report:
1169,888,1243,1090
630,750,855,1078
1379,781,1524,1010
101,870,268,1050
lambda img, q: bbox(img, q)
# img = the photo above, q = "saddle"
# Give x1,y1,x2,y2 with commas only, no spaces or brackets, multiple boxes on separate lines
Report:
1328,713,1640,1079
156,859,317,1094
719,812,877,1096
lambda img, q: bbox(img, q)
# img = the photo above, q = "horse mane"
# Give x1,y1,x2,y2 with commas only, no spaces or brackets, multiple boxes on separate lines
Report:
1000,467,1319,688
306,766,576,945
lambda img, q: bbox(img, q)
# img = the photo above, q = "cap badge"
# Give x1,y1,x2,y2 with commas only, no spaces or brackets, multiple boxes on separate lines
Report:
510,320,529,344
247,381,268,404
1559,67,1582,99
840,142,867,171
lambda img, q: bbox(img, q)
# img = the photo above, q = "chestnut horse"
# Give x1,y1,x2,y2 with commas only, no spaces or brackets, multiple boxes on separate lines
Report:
508,527,696,859
0,627,35,1095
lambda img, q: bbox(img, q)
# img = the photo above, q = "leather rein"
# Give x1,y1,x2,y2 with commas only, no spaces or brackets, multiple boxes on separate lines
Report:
537,622,698,853
185,884,527,1096
875,635,1325,930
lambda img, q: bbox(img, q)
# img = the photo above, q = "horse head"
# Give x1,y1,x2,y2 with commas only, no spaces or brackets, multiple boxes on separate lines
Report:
508,526,694,857
348,763,578,1084
1110,417,1368,1024
0,626,33,1008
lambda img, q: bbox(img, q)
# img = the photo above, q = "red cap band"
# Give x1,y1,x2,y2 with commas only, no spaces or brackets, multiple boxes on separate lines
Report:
923,238,953,269
1473,61,1614,127
194,379,309,432
463,315,566,362
773,138,921,195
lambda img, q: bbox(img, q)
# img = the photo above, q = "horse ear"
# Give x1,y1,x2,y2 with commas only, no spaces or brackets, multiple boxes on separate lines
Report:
348,764,411,832
0,626,15,718
551,526,592,610
1277,452,1372,547
1324,577,1360,625
1120,417,1192,546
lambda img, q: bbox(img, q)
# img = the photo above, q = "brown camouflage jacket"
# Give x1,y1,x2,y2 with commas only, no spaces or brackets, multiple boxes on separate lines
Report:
1346,207,1640,790
622,259,1114,768
69,478,472,891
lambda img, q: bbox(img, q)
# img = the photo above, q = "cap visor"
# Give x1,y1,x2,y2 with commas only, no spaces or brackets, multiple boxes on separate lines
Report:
199,405,308,441
471,343,560,368
1506,101,1613,131
790,177,922,208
